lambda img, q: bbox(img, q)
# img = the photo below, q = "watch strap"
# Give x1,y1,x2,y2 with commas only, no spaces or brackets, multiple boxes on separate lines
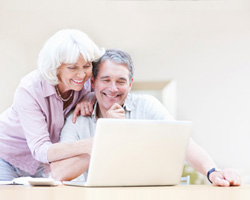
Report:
207,168,221,184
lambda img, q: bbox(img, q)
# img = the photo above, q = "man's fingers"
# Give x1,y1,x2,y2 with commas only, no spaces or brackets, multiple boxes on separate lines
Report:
223,169,241,186
105,103,125,118
213,177,230,187
109,103,123,110
115,107,125,113
210,169,241,187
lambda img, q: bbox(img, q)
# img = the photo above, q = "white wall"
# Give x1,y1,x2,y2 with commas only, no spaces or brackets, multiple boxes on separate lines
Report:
0,0,250,182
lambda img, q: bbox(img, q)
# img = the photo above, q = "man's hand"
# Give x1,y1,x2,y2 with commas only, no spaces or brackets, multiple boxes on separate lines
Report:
105,103,125,119
72,92,96,123
209,168,241,186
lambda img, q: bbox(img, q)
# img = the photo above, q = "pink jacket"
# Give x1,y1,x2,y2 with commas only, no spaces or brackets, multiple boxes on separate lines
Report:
0,70,91,174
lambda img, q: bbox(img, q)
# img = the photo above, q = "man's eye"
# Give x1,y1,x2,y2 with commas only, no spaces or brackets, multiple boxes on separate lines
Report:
118,81,126,84
68,66,75,70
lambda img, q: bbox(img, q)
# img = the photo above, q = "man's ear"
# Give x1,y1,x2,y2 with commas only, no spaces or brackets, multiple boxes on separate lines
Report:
91,76,95,89
129,78,134,90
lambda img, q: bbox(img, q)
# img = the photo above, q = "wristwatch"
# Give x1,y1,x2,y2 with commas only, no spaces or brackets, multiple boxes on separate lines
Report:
207,168,222,183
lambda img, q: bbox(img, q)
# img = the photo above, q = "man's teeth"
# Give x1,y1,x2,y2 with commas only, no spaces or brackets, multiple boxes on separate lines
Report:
106,94,118,98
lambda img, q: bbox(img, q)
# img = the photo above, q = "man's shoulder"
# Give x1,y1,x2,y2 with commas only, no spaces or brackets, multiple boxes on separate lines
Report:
127,93,175,121
128,93,160,104
124,93,162,112
65,111,94,128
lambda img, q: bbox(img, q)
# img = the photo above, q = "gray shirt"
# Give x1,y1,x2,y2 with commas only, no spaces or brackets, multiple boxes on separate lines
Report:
60,93,175,180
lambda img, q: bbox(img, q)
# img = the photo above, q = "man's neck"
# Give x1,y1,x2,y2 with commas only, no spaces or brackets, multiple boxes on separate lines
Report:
96,103,105,119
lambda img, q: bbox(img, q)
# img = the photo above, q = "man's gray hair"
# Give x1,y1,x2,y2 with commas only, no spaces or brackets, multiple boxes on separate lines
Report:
37,29,104,85
92,49,134,82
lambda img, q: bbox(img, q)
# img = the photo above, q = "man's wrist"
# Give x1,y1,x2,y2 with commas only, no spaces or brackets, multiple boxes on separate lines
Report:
207,168,222,184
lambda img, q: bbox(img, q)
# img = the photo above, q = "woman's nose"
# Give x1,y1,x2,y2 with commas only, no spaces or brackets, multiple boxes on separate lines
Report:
76,69,86,78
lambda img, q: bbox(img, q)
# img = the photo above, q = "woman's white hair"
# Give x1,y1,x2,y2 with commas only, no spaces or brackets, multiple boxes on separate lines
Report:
37,29,104,85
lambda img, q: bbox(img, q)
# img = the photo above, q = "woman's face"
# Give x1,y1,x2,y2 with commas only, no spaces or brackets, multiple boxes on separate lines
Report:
57,55,92,93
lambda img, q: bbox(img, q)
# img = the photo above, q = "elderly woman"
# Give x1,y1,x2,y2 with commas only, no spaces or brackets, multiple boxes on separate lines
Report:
0,29,104,180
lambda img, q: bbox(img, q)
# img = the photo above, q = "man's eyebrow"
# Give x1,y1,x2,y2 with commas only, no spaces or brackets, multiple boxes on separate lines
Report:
118,77,128,81
100,76,128,81
100,76,110,79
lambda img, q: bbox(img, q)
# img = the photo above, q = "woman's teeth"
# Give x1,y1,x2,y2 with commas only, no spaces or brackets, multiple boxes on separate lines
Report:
72,79,84,84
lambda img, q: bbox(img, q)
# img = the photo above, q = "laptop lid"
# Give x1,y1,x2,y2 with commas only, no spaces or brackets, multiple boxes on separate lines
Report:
84,118,192,187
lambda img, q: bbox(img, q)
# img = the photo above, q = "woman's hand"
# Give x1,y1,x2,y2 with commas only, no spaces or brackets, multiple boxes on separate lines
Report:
72,92,96,123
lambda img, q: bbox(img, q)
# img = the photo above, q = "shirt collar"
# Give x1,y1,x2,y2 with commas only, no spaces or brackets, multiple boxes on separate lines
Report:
91,101,99,122
122,93,134,111
42,79,57,98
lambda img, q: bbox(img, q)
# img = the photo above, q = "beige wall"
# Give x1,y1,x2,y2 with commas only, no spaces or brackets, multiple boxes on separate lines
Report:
1,0,250,182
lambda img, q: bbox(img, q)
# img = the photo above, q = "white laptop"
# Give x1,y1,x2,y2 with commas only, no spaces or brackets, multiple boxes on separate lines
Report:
63,119,192,187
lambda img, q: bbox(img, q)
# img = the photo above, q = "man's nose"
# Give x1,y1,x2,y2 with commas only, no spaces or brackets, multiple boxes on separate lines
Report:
109,82,118,92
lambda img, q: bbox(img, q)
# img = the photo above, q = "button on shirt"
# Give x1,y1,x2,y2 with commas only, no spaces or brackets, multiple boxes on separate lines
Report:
0,70,91,174
60,93,175,181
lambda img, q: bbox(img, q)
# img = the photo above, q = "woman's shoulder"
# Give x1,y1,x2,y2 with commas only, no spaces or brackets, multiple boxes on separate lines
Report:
20,70,43,87
16,70,53,99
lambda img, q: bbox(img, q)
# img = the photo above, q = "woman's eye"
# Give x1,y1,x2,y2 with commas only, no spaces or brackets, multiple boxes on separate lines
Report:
67,66,75,70
84,65,91,69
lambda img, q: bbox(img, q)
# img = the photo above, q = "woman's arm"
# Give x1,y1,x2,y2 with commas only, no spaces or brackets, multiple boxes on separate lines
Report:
16,84,93,164
47,138,93,163
50,154,90,181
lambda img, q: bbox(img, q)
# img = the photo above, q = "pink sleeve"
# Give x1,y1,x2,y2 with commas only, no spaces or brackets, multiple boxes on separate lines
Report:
14,87,52,164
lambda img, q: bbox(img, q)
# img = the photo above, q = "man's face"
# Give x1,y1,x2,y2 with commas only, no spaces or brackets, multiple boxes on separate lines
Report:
92,60,133,113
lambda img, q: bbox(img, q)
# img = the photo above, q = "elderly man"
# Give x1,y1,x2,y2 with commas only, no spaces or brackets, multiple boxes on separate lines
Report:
51,49,241,186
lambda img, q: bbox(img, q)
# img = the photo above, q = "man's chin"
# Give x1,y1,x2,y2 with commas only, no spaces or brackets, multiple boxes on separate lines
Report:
105,101,122,107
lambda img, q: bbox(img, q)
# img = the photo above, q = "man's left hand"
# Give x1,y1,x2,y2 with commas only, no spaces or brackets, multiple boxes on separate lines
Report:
209,168,241,186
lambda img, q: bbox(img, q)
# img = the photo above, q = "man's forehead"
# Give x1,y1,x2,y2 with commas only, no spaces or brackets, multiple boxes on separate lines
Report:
101,60,129,70
98,61,130,78
100,75,128,81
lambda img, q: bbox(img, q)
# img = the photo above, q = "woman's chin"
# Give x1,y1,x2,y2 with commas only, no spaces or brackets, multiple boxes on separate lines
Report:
71,85,85,91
